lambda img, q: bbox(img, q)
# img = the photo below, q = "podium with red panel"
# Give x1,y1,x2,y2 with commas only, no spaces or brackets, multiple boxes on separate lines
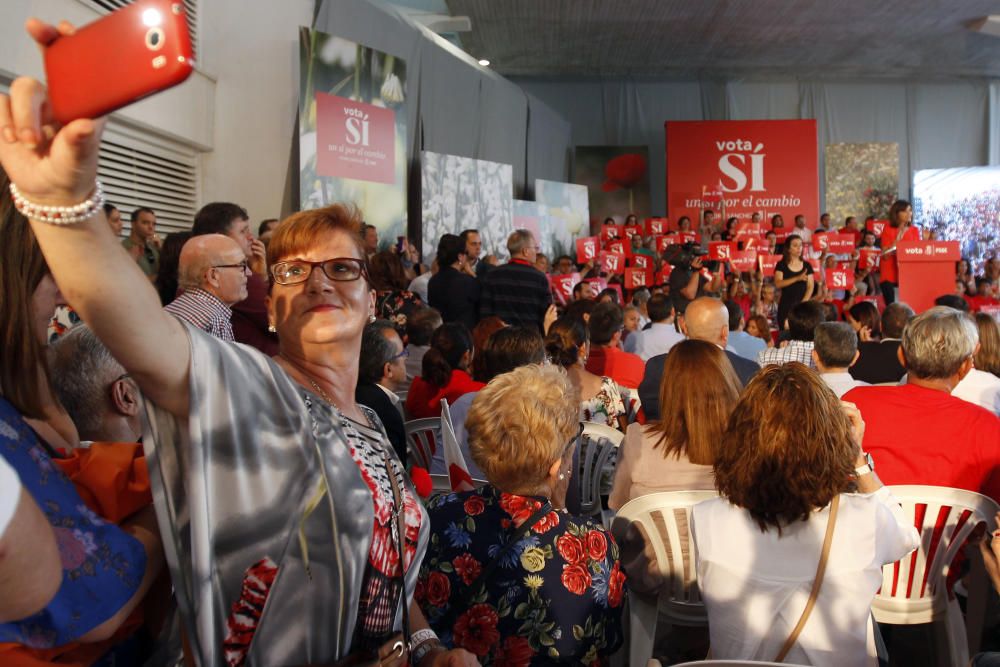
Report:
896,240,960,313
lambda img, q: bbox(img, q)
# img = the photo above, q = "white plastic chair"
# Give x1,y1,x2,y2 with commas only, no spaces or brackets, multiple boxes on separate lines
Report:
871,485,999,667
403,417,439,470
610,490,719,667
577,421,625,517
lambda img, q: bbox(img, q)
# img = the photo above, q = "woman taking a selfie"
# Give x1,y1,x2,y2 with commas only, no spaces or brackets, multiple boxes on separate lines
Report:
693,364,918,665
0,18,475,667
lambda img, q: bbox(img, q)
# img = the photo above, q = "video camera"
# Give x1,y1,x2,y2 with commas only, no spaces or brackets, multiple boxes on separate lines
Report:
662,242,715,272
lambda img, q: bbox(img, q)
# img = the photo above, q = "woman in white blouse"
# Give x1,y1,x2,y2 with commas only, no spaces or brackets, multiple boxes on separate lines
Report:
693,363,919,666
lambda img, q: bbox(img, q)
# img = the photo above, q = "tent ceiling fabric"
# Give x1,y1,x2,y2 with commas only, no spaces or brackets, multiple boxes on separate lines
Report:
446,0,1000,79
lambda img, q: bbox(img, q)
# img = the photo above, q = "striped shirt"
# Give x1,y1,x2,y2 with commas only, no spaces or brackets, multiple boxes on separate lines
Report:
164,288,235,341
479,259,552,332
757,340,816,368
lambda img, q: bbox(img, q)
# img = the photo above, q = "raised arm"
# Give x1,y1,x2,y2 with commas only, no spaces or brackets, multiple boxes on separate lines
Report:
0,20,189,416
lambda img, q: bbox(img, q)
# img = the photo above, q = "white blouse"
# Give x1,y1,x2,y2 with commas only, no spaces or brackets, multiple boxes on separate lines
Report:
692,488,919,666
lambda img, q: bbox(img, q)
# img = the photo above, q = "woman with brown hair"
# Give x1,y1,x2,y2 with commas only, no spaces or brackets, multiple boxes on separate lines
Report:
746,313,774,348
608,339,739,510
974,312,1000,378
693,363,918,665
847,300,882,342
371,249,425,343
0,23,474,666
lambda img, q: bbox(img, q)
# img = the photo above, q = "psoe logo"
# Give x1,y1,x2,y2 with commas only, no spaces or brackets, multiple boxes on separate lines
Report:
344,106,370,146
716,139,765,193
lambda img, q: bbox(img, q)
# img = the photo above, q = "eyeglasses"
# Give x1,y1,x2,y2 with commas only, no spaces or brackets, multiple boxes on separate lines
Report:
392,347,409,360
270,257,369,285
213,261,250,272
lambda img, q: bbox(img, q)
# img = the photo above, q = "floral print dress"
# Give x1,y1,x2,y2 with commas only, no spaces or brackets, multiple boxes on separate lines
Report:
417,486,626,666
376,290,424,344
580,377,638,430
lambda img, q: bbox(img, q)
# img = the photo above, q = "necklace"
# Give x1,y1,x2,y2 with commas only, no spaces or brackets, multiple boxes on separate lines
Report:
306,377,339,409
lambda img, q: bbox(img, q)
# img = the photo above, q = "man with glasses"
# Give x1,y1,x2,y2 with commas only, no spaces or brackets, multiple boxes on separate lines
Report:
164,234,249,341
355,319,408,461
479,229,552,332
191,201,276,355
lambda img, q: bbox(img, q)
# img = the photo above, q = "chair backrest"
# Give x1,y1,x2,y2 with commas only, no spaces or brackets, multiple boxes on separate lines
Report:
875,485,999,605
577,421,625,516
672,660,810,666
439,399,474,491
404,417,440,470
612,490,719,605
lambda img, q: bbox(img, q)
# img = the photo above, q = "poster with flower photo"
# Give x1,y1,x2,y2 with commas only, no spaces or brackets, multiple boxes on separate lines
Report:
573,146,651,233
421,151,514,263
298,27,407,246
824,143,898,225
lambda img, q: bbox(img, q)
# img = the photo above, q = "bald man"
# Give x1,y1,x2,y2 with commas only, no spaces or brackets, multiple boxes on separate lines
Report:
164,234,249,341
638,297,760,419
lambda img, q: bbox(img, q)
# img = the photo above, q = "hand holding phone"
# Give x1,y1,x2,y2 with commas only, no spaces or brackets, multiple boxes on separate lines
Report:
44,0,194,124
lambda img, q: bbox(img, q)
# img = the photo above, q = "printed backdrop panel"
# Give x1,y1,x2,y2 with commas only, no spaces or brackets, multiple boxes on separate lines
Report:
535,179,590,260
825,142,899,224
421,151,514,263
299,27,407,246
573,146,651,233
666,120,819,225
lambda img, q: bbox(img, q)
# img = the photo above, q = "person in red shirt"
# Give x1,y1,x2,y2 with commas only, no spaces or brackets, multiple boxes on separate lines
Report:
405,322,484,419
584,302,645,389
878,199,920,305
967,278,1000,312
844,306,1000,502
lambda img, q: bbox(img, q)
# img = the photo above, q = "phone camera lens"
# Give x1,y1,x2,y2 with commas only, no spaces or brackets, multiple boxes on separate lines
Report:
145,27,164,50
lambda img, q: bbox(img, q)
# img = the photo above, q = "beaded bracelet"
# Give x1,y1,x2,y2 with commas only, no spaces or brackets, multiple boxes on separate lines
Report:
9,180,105,225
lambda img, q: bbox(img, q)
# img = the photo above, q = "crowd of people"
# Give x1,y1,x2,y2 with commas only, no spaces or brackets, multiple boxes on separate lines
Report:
2,16,1000,667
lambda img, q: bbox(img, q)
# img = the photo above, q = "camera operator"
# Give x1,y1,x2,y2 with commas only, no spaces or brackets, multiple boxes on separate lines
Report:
667,243,724,317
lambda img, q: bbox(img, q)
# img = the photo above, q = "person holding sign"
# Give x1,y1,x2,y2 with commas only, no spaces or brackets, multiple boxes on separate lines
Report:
878,200,920,306
774,235,815,331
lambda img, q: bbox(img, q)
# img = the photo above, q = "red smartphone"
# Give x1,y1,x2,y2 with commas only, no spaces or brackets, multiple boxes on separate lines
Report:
44,0,194,124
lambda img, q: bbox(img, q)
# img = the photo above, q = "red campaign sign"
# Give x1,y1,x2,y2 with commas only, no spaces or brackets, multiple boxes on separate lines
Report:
678,231,700,245
665,120,819,226
804,257,821,275
772,227,793,242
549,273,580,306
758,253,782,277
656,234,679,253
709,241,736,261
316,92,397,184
601,224,625,243
981,304,1000,322
600,251,626,275
656,265,673,284
631,253,653,271
646,217,668,236
576,236,599,264
859,248,881,270
867,219,888,236
624,224,644,240
584,277,608,295
734,222,764,240
813,233,854,254
729,249,758,273
826,268,855,291
625,267,653,289
606,239,627,256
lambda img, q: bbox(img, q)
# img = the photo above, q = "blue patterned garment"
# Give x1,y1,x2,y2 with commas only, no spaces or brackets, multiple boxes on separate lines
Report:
417,485,626,666
0,397,146,648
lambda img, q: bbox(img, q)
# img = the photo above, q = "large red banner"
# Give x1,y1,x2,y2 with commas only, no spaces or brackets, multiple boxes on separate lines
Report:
665,120,819,226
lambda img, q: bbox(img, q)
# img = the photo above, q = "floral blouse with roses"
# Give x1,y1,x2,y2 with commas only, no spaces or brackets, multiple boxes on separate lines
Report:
417,485,626,666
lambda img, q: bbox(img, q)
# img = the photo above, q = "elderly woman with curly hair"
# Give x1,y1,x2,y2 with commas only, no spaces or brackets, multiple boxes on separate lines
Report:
693,363,918,666
417,364,626,664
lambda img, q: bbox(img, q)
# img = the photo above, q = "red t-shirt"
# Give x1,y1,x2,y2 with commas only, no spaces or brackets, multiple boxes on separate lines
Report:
844,383,1000,502
967,294,1000,312
585,346,645,389
878,225,920,284
405,370,484,419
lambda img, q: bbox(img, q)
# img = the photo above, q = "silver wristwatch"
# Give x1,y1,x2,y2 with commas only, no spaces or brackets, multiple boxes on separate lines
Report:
854,452,874,477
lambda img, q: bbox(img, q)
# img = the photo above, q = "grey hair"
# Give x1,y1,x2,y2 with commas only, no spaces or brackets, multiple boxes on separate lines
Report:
901,306,978,379
814,321,858,368
358,319,399,385
49,324,126,438
631,288,652,307
506,229,535,256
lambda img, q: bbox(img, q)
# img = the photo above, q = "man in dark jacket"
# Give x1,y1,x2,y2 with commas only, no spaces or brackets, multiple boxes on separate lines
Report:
355,320,408,461
428,234,479,331
479,229,552,332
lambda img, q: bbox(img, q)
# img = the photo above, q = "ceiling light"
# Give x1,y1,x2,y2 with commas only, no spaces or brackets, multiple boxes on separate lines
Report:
478,59,490,67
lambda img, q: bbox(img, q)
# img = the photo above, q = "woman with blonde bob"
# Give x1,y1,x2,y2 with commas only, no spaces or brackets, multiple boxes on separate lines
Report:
609,339,740,510
692,363,918,666
417,364,626,664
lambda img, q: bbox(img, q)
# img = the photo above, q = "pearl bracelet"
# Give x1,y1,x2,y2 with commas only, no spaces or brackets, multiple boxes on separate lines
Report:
9,180,105,225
